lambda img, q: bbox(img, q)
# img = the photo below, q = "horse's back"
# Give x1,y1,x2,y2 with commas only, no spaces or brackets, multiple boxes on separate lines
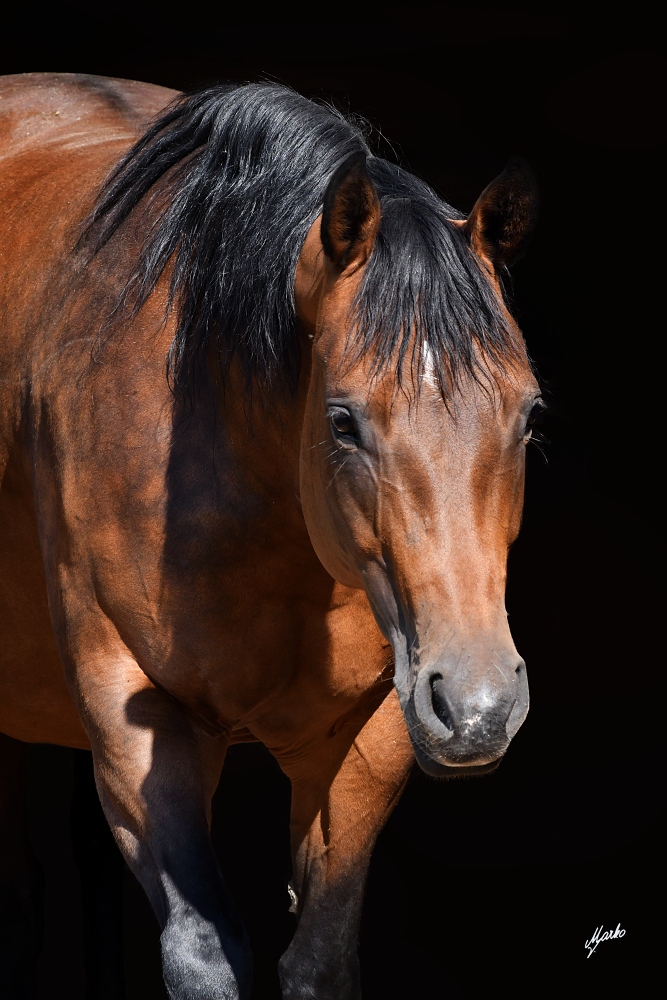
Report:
0,72,176,148
0,74,177,747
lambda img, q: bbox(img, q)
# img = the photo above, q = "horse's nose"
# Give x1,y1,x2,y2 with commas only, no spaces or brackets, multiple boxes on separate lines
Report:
429,675,456,739
506,657,529,739
412,657,527,762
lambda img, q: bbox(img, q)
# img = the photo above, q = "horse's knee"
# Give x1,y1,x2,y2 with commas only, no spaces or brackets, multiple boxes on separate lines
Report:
278,941,360,1000
278,882,363,999
160,914,252,1000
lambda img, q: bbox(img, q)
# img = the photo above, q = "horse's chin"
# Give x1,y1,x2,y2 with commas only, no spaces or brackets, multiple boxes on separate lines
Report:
412,744,503,780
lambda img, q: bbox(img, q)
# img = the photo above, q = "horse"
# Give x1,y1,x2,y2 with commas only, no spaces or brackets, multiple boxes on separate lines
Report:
0,72,540,999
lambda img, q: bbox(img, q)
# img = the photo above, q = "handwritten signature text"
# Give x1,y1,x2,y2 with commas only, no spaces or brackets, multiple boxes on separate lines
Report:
585,923,626,958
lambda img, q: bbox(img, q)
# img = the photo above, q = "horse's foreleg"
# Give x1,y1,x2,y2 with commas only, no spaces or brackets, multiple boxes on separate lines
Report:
276,688,413,1000
76,656,252,1000
0,733,44,1000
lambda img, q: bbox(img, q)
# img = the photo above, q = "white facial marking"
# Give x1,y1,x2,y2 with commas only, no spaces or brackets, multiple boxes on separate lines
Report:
420,341,439,391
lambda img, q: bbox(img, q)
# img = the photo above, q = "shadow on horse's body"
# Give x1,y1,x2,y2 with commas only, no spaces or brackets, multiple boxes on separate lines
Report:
0,73,540,998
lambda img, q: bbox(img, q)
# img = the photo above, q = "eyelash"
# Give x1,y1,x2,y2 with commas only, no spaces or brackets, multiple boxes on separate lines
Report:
525,400,548,458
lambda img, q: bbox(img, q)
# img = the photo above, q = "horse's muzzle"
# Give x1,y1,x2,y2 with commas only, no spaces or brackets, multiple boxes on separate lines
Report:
403,656,529,778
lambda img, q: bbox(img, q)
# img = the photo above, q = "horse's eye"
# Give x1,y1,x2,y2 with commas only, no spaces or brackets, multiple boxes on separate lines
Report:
524,397,545,440
329,407,358,442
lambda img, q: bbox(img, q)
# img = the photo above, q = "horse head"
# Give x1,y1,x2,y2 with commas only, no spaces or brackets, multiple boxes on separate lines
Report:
298,154,540,777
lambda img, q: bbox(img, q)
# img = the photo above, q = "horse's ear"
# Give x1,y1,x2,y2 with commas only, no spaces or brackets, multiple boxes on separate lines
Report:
321,152,381,271
464,157,538,269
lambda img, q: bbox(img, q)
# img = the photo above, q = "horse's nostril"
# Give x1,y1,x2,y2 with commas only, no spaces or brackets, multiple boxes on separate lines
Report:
430,676,454,732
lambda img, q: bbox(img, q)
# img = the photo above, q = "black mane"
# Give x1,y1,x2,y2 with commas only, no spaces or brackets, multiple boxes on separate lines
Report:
86,82,519,396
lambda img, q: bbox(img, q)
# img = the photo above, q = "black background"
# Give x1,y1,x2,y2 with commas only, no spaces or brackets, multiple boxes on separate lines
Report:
2,3,664,998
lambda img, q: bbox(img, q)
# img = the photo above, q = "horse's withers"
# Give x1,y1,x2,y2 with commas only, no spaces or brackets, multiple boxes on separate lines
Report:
299,154,539,778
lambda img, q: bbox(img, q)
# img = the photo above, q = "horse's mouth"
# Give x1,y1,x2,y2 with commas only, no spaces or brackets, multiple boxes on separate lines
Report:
412,744,503,780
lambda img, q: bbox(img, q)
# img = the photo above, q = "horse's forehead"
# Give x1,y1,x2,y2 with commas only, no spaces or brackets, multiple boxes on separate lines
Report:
336,352,535,428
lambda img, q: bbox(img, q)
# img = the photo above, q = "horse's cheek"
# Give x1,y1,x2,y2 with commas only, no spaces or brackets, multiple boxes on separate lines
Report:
299,437,361,590
507,454,527,545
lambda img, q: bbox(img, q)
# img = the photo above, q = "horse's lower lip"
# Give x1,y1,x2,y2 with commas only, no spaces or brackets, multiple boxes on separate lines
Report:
413,745,502,779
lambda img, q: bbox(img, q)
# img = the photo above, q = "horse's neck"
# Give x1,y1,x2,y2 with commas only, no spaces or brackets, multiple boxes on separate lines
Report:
173,353,312,544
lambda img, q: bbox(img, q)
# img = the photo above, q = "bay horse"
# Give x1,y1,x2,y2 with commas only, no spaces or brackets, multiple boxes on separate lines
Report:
0,73,540,999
